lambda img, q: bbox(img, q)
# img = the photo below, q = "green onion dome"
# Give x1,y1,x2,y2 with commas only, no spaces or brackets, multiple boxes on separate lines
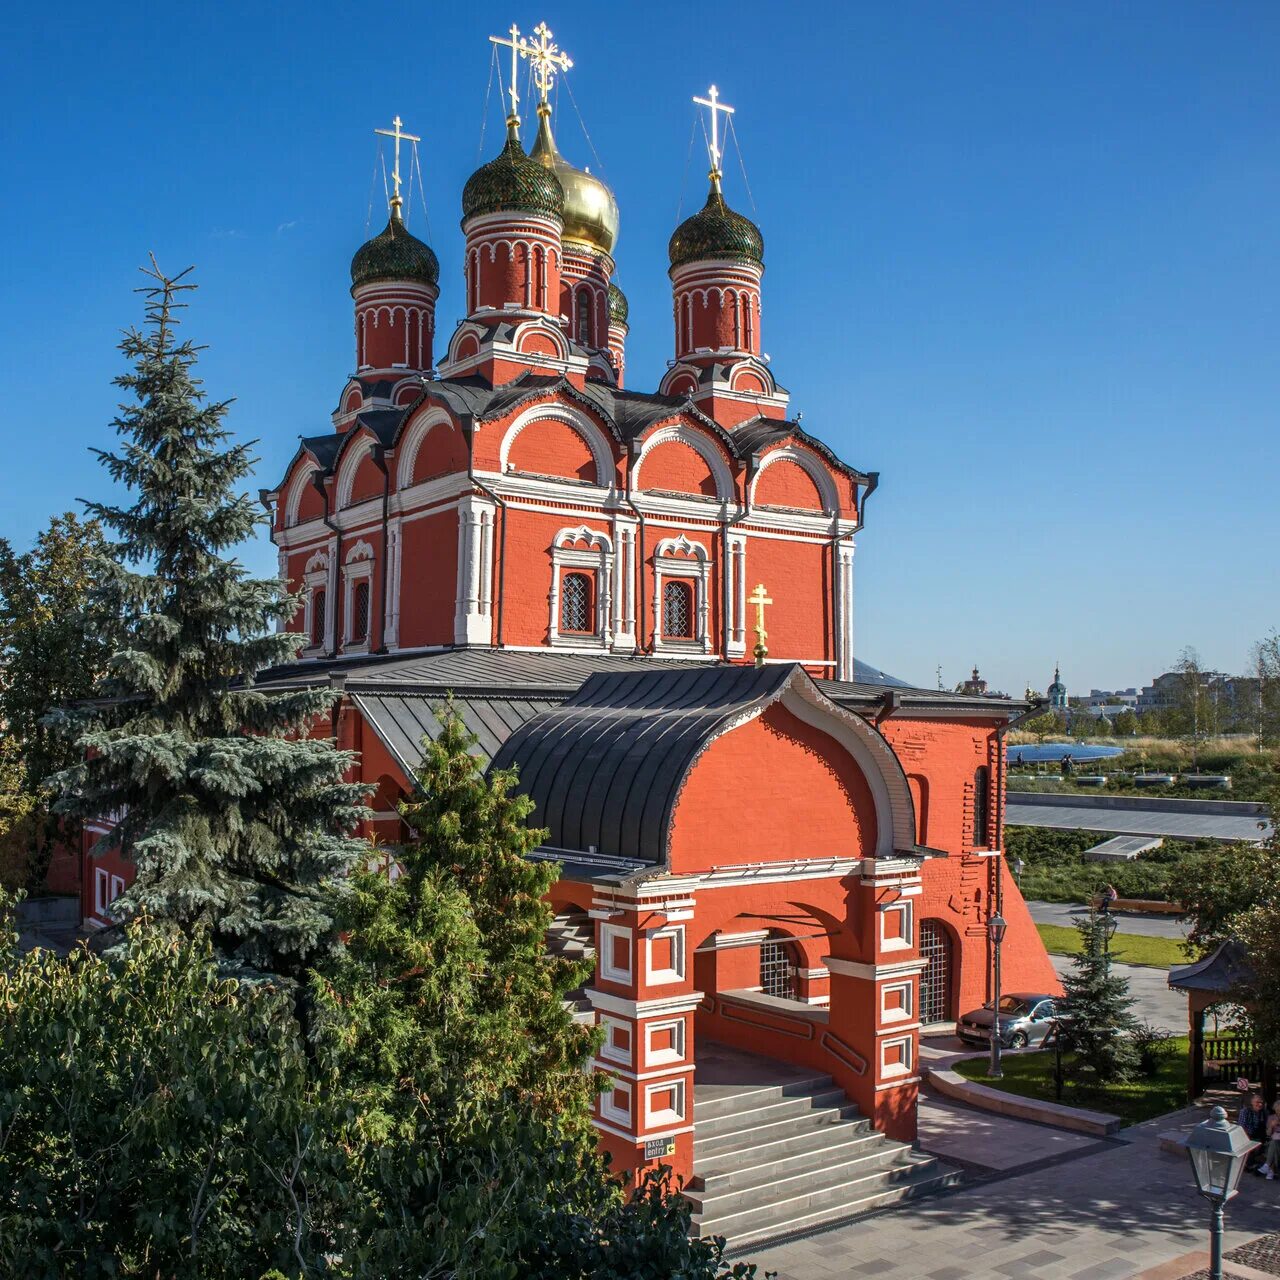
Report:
462,120,565,225
607,281,629,326
668,184,764,271
350,212,440,290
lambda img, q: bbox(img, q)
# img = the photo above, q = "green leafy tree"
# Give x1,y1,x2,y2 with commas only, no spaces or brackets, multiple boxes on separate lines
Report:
1054,914,1139,1082
0,512,110,887
315,709,763,1278
50,262,368,983
1023,711,1066,745
0,895,342,1279
1168,828,1280,957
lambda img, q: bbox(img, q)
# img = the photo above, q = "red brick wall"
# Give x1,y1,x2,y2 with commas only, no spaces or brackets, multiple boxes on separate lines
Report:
637,439,720,497
397,509,458,647
755,457,825,510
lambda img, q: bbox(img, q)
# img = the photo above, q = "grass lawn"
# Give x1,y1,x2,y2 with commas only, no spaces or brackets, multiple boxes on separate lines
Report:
954,1037,1189,1126
1035,922,1188,969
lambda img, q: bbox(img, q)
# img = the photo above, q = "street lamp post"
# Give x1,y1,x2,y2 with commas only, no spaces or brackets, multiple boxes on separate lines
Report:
987,912,1007,1080
1186,1106,1257,1280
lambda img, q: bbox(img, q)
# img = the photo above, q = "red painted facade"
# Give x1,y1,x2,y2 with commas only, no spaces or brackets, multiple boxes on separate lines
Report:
81,80,1058,1194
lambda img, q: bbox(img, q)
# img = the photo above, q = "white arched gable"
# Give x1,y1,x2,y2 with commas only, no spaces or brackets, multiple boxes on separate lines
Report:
654,533,708,562
500,404,613,487
396,408,457,488
750,444,838,514
554,524,613,554
283,462,321,528
510,318,570,361
334,434,377,510
304,550,330,575
345,538,375,565
633,423,733,502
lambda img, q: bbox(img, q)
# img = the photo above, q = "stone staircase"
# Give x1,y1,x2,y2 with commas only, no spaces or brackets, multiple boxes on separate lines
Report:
547,913,596,1024
687,1056,961,1247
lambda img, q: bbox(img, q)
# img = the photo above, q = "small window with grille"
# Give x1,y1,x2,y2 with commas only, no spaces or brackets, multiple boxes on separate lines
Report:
973,765,990,847
576,290,594,347
560,572,593,634
351,580,370,644
310,589,326,647
759,935,796,1000
662,579,693,640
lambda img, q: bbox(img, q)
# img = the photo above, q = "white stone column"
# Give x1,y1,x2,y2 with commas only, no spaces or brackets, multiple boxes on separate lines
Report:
454,496,495,645
727,534,747,658
835,539,856,681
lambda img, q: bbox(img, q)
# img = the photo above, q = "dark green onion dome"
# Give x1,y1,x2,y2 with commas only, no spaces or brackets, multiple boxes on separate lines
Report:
607,281,629,326
668,183,764,271
350,211,440,290
461,119,565,225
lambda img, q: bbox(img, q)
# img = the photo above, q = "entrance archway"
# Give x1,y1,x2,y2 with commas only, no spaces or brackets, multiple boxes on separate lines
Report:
759,931,798,1000
919,920,954,1026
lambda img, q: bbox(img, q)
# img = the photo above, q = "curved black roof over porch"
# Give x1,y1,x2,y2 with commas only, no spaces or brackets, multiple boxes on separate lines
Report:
489,662,921,866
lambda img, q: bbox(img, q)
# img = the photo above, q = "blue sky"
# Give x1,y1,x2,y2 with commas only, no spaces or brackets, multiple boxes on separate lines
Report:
1,2,1276,695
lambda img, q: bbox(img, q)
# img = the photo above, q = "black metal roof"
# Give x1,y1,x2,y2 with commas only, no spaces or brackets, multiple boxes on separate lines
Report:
1168,940,1254,994
490,664,803,864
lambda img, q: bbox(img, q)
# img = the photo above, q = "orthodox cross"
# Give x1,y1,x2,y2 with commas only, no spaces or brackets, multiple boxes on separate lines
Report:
693,84,735,190
749,582,772,667
522,22,572,107
374,115,420,217
490,23,530,120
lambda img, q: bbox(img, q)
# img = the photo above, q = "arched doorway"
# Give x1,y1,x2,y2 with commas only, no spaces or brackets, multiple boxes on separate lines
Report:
918,920,954,1026
759,931,798,1000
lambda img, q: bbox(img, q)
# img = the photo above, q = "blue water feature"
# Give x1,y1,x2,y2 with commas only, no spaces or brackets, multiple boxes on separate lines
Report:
1006,743,1125,763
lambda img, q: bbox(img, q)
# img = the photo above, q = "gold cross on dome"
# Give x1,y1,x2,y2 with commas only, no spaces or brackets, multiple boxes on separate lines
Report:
374,115,420,216
522,22,572,107
693,84,735,190
749,582,772,668
490,23,531,121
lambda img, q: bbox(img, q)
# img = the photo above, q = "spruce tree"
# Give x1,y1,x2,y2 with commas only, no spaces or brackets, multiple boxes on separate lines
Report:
1055,914,1139,1083
51,261,369,982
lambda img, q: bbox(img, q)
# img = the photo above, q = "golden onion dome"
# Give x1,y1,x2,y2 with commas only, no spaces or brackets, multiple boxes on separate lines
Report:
530,105,619,256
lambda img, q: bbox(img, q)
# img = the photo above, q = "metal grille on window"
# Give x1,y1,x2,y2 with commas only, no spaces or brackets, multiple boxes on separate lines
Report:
663,579,693,639
352,581,370,643
973,766,990,847
311,589,326,647
759,936,796,1000
576,291,594,347
919,920,952,1026
561,572,592,634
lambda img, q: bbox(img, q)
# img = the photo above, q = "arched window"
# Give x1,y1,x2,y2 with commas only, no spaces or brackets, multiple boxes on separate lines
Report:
560,572,593,634
310,588,326,648
662,579,693,640
759,932,797,1000
576,290,594,347
351,581,370,644
973,765,990,847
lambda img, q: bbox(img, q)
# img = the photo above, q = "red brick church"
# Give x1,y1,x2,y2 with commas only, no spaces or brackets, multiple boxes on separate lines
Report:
82,25,1057,1242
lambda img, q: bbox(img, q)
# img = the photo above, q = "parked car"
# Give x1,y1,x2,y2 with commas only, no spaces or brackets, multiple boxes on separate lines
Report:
958,992,1060,1049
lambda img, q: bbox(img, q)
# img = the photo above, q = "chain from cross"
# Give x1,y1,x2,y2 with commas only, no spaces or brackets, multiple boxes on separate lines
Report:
693,84,735,186
490,23,530,121
749,582,772,667
374,115,421,215
522,22,572,106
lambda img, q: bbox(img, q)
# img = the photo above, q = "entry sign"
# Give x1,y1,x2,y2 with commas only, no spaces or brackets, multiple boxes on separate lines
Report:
644,1137,676,1160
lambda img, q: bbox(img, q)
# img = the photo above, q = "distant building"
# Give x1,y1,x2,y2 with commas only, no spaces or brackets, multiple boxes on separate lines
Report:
960,666,987,696
1047,665,1068,712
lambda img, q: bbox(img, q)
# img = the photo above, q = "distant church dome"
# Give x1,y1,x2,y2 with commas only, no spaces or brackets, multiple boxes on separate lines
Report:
607,281,629,326
350,211,439,290
462,119,564,225
530,106,619,255
669,184,764,271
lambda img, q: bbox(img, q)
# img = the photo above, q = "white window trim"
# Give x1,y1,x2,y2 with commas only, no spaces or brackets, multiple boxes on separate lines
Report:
880,1034,914,1079
302,551,331,654
652,536,711,654
881,980,914,1024
645,925,686,987
600,1078,632,1127
644,1078,686,1127
600,924,633,984
600,1015,633,1067
94,867,110,915
342,539,375,652
645,1017,686,1067
549,526,613,648
879,900,913,954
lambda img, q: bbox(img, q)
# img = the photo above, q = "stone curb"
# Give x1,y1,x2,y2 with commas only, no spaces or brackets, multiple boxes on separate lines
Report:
924,1064,1122,1136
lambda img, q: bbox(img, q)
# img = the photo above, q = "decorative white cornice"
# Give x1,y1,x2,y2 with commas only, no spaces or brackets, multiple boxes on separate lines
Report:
585,989,704,1019
824,956,929,981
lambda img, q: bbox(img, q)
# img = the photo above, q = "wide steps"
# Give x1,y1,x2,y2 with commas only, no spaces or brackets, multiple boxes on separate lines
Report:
689,1049,961,1248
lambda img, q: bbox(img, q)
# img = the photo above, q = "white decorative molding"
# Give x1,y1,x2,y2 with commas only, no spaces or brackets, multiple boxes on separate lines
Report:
453,495,495,645
652,535,712,654
585,989,705,1020
341,540,375,653
633,423,733,503
549,525,614,649
750,444,839,515
499,403,614,488
395,408,456,488
283,464,320,528
335,434,377,511
823,956,929,981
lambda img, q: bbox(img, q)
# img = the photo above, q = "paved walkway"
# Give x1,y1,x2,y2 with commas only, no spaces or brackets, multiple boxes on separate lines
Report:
1006,796,1268,843
1028,901,1187,942
744,1103,1278,1279
1047,955,1187,1032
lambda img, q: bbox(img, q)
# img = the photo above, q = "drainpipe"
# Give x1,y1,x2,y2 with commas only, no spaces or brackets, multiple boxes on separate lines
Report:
620,441,649,654
994,698,1048,917
314,471,340,658
371,444,391,654
721,452,759,662
829,471,879,678
460,412,508,648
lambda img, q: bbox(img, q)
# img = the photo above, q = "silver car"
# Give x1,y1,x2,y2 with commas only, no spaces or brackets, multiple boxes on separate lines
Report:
958,992,1060,1050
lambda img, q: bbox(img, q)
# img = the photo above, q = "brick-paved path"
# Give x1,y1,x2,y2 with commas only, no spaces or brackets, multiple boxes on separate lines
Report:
741,1107,1278,1280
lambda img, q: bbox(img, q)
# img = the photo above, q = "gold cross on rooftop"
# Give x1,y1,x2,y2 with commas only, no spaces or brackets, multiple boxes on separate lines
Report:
374,115,420,216
490,23,530,122
693,84,735,191
749,582,772,668
523,22,572,107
